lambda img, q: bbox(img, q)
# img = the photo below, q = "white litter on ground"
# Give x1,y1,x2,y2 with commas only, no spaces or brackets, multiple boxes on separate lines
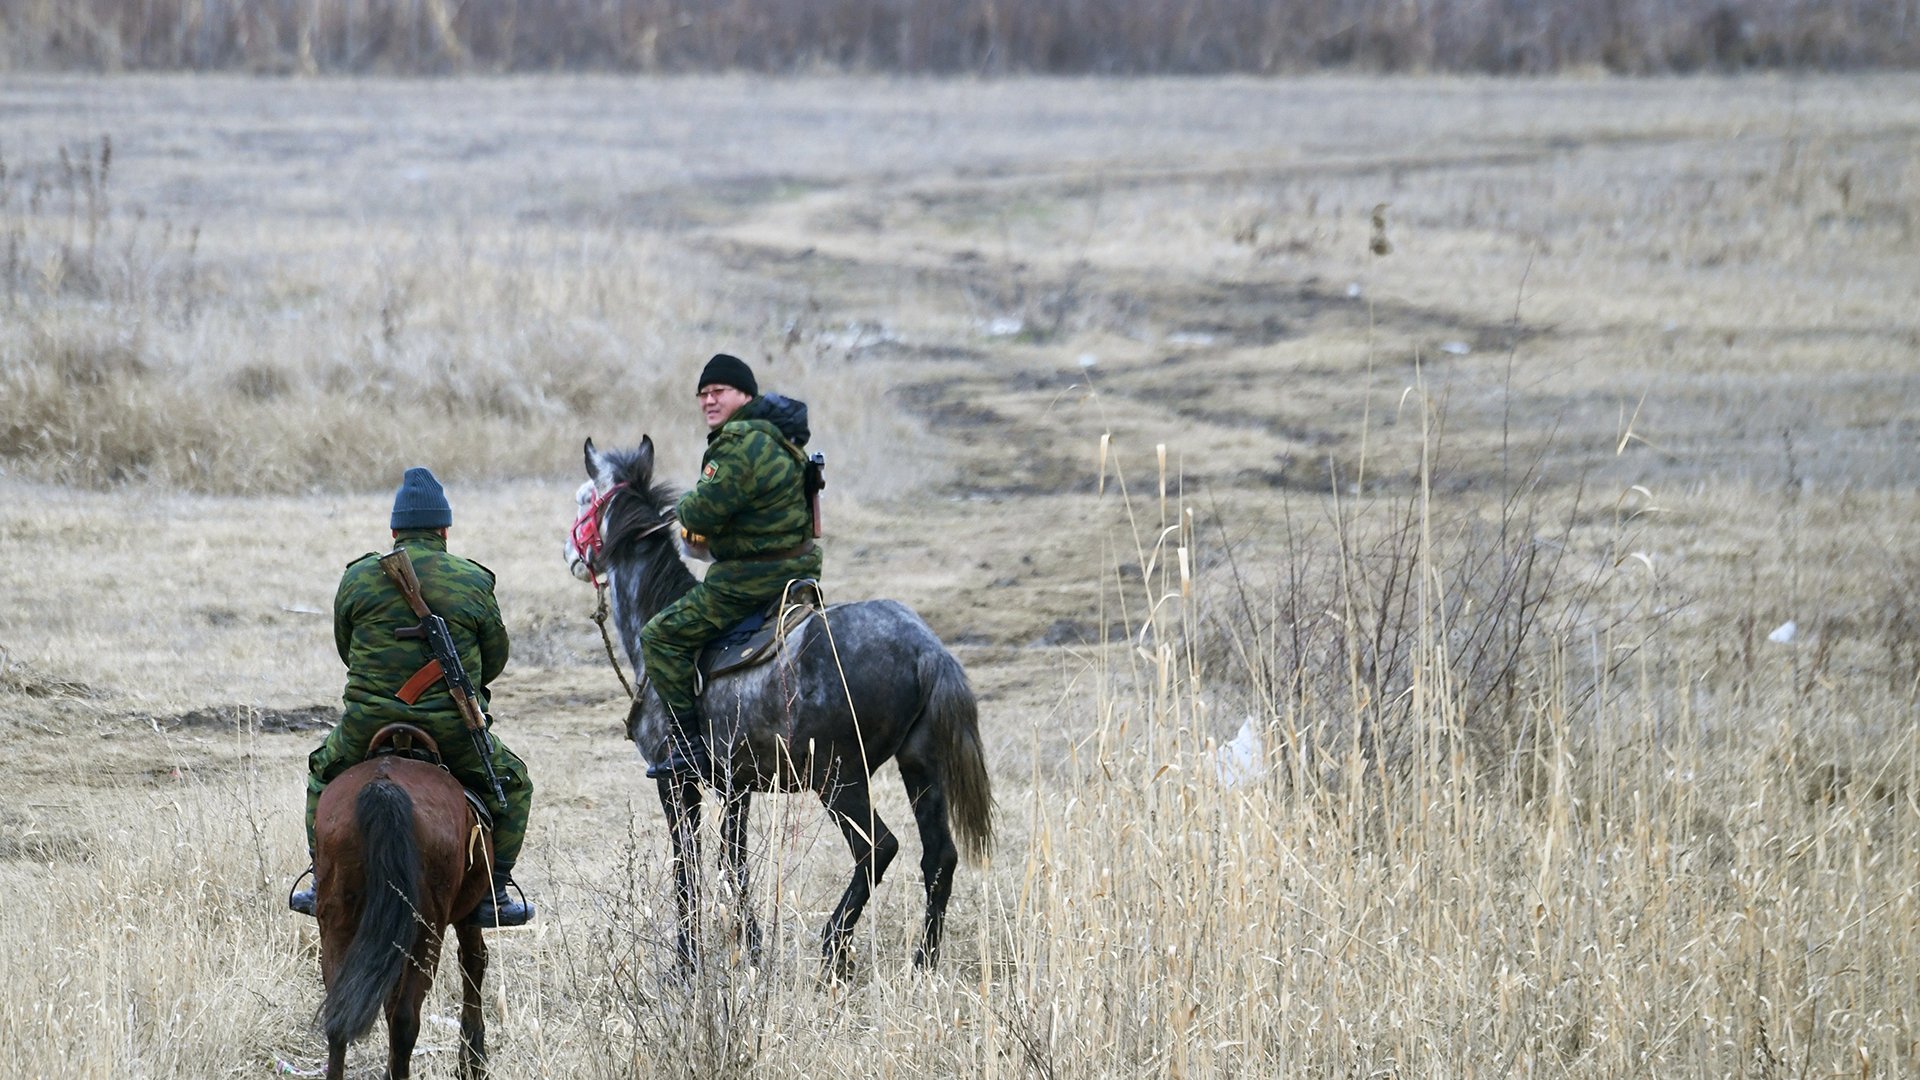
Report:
1215,717,1267,788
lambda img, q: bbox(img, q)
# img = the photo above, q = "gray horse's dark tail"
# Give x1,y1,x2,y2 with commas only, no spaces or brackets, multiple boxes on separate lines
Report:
323,780,421,1046
920,649,994,862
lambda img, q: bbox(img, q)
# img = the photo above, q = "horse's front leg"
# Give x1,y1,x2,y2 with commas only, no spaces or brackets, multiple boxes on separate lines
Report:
657,774,703,973
456,923,488,1080
818,776,900,980
720,791,763,962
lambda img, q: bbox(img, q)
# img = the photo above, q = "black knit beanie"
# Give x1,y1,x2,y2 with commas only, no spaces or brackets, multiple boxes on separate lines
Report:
697,353,757,397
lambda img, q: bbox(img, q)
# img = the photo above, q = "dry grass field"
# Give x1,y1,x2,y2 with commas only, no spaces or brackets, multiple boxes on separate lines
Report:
2,74,1919,1077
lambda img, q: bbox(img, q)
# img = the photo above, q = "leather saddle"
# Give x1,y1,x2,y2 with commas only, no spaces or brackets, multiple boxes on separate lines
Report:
697,579,824,686
365,722,494,831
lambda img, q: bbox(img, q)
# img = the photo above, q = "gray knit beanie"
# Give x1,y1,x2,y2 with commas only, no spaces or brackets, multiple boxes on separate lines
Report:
390,467,452,530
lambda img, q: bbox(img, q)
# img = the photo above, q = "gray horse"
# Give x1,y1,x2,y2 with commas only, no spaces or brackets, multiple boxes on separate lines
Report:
571,437,993,972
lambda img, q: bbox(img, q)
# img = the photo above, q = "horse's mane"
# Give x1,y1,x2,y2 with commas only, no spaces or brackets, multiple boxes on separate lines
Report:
598,446,696,613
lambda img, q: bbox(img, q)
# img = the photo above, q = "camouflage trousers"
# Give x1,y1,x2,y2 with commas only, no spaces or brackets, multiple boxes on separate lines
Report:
304,712,533,869
641,551,824,720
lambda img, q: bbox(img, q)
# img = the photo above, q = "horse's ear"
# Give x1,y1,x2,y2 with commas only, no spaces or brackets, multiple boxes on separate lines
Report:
637,435,654,474
584,437,608,484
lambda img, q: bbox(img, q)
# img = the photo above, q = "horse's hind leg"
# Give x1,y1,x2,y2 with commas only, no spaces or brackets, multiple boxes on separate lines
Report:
456,923,488,1080
898,758,960,968
720,792,763,962
819,777,899,977
657,774,704,973
384,932,441,1079
319,916,355,1080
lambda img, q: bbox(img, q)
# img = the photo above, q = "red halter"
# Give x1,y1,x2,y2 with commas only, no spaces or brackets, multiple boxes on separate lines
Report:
570,482,628,578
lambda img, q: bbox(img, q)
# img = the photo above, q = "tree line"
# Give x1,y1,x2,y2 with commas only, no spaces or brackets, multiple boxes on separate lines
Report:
2,0,1914,74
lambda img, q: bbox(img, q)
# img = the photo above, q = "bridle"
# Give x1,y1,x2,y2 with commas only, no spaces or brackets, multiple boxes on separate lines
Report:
569,479,675,704
570,481,628,584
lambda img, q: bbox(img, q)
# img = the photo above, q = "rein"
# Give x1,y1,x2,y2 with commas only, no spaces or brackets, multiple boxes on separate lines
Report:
591,576,637,702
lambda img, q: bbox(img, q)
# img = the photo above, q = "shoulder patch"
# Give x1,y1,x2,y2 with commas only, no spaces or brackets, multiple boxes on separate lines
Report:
703,462,718,480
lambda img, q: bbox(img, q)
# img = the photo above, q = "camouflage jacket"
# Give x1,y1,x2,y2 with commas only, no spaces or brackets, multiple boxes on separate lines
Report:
334,531,509,727
677,396,812,561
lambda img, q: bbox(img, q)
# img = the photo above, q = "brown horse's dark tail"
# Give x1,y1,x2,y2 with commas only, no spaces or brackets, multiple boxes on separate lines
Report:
323,779,421,1047
921,649,994,863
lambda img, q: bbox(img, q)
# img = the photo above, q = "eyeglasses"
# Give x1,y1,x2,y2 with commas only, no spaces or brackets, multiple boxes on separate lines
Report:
695,387,733,401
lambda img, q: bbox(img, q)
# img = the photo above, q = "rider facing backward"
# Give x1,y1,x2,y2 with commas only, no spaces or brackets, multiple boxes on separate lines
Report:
642,353,823,778
290,467,535,927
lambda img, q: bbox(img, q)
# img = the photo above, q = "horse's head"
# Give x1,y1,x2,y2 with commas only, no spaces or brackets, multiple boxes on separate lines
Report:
585,434,655,495
568,437,676,583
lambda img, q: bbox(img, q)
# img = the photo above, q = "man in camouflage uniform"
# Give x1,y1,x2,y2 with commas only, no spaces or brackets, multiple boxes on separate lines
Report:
289,467,535,926
643,353,823,777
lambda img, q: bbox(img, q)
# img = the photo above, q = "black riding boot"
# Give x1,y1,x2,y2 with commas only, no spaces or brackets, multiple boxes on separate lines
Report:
464,868,534,928
645,701,711,779
289,863,316,917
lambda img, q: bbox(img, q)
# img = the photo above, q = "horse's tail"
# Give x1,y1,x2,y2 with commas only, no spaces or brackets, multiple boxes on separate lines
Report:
920,648,994,863
322,778,421,1047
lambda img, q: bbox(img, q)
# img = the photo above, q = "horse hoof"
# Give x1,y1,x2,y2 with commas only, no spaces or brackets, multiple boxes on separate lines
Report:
820,945,855,983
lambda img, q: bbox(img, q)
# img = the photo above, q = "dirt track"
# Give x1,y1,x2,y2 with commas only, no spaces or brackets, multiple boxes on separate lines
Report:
4,75,1920,1077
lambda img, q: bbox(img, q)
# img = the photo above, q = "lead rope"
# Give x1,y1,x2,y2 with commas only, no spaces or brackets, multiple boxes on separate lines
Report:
591,575,638,702
582,504,678,708
772,580,808,777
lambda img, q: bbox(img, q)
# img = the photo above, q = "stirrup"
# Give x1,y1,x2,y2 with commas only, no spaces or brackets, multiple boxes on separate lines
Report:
464,876,533,928
646,737,710,780
288,865,316,917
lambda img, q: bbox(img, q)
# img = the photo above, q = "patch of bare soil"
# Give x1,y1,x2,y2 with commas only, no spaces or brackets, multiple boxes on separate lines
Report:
140,704,338,734
703,175,1540,511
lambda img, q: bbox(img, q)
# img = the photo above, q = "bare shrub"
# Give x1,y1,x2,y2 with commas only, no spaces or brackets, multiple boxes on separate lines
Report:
1087,377,1680,808
27,315,146,387
227,361,291,402
547,804,805,1080
0,643,99,700
1873,546,1920,698
0,138,201,313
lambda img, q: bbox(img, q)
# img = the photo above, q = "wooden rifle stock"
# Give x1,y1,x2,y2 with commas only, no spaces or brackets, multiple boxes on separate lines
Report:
379,547,429,618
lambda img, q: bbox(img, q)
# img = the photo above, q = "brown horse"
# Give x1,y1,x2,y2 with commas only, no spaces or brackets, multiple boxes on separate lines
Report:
313,725,493,1079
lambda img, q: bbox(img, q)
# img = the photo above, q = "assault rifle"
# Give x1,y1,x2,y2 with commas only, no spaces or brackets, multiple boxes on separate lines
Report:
805,452,826,538
379,547,509,811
